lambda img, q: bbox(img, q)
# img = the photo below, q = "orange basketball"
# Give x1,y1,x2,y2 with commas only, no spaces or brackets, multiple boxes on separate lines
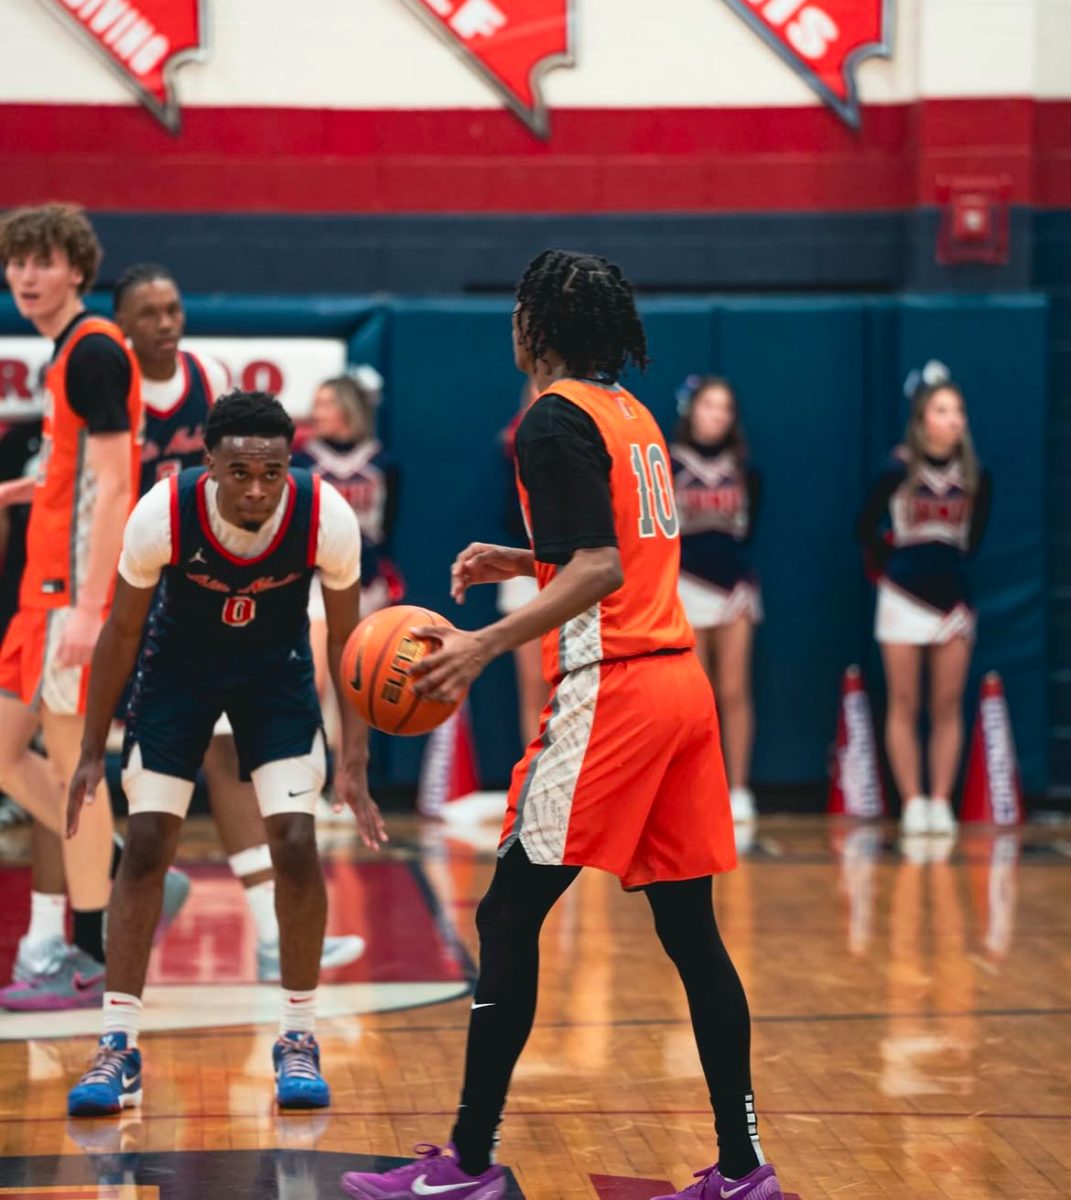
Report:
340,604,460,735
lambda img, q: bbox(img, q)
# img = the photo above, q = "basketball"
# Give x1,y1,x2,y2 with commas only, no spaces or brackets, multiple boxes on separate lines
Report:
340,604,460,735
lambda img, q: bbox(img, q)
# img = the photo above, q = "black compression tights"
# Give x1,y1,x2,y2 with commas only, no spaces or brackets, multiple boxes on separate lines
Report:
450,843,763,1180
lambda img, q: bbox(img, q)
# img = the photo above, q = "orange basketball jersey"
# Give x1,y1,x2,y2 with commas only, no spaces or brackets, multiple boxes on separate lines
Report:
517,378,694,683
21,316,142,610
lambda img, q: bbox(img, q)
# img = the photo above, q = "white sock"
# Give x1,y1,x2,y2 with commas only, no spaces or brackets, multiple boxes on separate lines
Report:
25,892,66,947
103,992,143,1046
244,879,279,945
228,843,273,879
280,988,317,1036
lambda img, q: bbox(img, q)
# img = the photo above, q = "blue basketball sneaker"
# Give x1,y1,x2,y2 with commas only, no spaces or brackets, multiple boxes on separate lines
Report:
68,1033,143,1117
273,1032,330,1109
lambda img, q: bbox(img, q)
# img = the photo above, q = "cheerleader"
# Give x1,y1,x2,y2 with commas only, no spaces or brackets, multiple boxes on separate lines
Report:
295,370,402,769
858,363,991,835
671,376,762,824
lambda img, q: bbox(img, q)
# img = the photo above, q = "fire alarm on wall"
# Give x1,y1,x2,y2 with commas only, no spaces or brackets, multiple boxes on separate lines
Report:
936,175,1011,265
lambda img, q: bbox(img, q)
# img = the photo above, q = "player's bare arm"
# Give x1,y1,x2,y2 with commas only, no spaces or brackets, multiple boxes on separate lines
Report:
412,544,622,703
322,579,387,850
449,542,536,605
67,576,156,836
54,432,134,670
0,477,36,508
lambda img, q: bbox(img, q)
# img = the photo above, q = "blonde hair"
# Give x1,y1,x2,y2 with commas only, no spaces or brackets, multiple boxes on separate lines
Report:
319,374,376,442
903,382,979,494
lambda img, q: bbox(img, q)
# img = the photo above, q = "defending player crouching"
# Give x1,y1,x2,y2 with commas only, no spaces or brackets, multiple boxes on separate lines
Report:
65,390,386,1117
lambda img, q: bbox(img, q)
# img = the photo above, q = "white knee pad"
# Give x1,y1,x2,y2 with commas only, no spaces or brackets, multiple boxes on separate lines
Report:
122,744,196,819
251,730,326,819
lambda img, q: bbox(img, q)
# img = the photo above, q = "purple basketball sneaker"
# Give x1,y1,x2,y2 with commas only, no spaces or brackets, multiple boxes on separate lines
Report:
340,1143,505,1200
651,1162,784,1200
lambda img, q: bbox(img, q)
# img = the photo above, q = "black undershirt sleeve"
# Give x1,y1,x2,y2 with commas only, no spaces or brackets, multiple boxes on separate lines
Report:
65,335,132,435
515,394,617,566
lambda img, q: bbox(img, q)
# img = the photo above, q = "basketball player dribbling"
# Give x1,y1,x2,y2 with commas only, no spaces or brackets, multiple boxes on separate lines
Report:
65,390,386,1117
340,251,784,1200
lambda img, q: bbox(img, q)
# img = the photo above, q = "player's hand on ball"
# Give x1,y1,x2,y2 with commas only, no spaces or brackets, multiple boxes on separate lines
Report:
410,626,489,704
450,543,534,604
336,761,388,851
67,754,104,838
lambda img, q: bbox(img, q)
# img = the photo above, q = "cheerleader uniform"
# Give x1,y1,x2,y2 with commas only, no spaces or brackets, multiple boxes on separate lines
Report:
294,437,401,616
858,448,991,645
671,439,762,629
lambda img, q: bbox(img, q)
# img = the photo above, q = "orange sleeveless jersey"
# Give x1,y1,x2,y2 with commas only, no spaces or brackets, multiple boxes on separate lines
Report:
517,378,694,683
21,316,142,610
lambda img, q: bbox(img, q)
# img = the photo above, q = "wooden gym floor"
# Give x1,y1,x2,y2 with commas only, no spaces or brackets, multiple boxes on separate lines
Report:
0,813,1069,1199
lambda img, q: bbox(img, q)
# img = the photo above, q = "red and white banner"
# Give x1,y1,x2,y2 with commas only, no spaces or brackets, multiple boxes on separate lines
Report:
718,0,892,127
398,0,574,136
35,0,207,131
0,336,345,421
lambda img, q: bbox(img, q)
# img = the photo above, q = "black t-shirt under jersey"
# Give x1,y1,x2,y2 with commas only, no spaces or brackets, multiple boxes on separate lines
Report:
514,393,618,566
53,312,132,435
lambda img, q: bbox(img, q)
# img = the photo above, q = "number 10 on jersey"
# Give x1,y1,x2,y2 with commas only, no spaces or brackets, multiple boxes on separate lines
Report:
630,443,680,539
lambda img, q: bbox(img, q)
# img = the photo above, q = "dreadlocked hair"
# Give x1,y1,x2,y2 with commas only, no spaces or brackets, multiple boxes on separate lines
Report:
204,389,295,450
515,250,649,379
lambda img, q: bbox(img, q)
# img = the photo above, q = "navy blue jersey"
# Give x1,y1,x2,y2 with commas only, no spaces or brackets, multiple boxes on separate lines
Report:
143,467,319,670
671,442,760,591
293,437,397,583
139,351,213,494
857,449,992,612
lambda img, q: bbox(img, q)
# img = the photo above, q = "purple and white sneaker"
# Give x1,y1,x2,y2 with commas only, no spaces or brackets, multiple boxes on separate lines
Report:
340,1143,506,1200
651,1162,783,1200
0,944,105,1011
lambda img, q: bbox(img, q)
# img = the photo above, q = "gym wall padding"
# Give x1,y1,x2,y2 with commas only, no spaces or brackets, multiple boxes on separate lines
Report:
0,293,1049,797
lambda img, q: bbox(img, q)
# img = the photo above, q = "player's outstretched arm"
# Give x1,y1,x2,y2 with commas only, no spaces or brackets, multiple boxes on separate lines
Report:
411,545,623,704
322,580,387,851
67,577,156,837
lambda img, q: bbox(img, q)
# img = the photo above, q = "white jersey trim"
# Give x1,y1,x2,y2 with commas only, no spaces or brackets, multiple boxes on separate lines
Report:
118,475,360,591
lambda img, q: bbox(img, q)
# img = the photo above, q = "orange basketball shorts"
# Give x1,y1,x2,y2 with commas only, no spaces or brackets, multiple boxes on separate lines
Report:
500,649,737,889
0,607,90,716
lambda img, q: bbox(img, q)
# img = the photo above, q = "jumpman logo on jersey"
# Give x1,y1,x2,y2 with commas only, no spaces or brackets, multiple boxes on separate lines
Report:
188,548,207,565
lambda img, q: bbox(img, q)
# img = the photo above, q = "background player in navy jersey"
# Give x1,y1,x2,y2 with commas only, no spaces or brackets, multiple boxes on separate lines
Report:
294,372,401,785
113,263,364,979
671,376,762,826
65,390,386,1118
858,363,991,836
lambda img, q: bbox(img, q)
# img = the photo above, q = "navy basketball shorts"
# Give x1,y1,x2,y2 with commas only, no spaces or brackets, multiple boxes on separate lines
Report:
121,645,325,820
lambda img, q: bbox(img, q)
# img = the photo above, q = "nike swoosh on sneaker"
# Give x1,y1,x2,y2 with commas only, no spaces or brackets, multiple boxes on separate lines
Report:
73,973,103,991
720,1182,752,1199
411,1177,482,1196
121,1072,139,1089
471,1002,495,1010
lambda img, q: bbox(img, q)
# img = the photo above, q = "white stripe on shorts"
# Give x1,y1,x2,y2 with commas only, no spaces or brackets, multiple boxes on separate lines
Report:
509,663,600,867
